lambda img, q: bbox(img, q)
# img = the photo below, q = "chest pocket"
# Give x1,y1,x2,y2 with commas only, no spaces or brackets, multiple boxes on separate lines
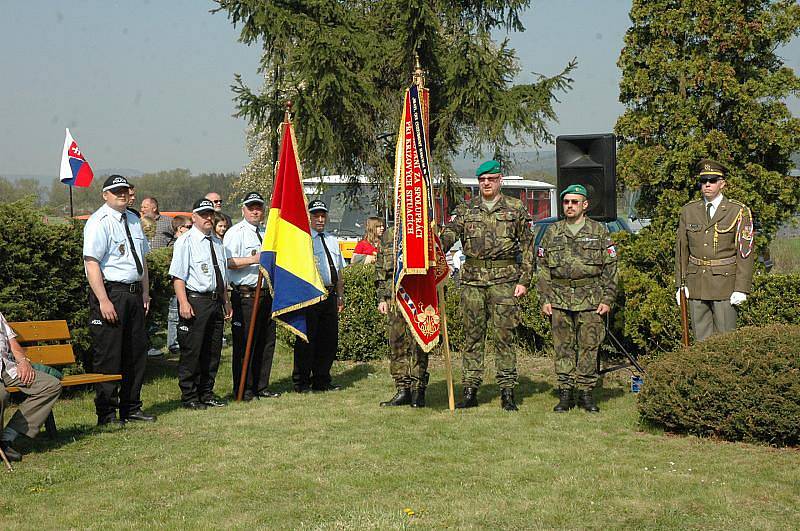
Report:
464,213,485,239
494,212,516,239
580,239,605,265
546,244,565,268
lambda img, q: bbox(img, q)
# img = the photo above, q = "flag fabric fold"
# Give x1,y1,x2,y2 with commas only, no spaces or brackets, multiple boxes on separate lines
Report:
59,128,94,187
393,85,449,352
260,121,328,341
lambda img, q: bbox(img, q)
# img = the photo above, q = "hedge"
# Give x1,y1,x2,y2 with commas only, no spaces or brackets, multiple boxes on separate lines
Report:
637,324,800,447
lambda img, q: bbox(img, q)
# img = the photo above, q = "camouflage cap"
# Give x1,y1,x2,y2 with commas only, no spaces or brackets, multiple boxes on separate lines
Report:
475,160,502,177
560,184,588,199
696,158,728,178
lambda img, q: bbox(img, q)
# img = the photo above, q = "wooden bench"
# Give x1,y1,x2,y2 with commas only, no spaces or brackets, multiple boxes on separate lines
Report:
4,320,121,437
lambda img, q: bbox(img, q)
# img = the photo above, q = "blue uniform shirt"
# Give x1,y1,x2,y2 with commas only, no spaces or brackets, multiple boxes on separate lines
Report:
223,219,263,287
83,203,150,283
169,227,229,293
313,231,346,287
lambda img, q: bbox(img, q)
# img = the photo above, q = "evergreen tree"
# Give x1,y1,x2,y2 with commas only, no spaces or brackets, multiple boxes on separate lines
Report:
616,0,800,249
214,0,575,192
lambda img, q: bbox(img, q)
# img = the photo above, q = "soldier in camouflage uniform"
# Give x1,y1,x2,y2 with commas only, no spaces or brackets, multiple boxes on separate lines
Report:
375,231,429,408
537,184,618,413
440,160,534,411
675,159,755,341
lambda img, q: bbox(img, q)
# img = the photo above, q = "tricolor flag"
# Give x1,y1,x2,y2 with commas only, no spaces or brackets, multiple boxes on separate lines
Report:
59,128,94,187
392,85,449,352
260,121,327,341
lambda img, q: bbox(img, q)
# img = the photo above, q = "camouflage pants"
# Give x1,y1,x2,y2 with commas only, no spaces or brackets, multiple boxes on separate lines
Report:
387,308,429,390
461,282,519,389
551,308,604,391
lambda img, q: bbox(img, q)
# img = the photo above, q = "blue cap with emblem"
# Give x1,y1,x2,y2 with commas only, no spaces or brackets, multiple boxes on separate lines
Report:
242,192,265,206
308,199,328,213
192,198,215,213
102,175,131,192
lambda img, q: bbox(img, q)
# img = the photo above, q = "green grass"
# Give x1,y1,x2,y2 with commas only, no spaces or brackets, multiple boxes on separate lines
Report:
770,237,800,274
2,347,799,529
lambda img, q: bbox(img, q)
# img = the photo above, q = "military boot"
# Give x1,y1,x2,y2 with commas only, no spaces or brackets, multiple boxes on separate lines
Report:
380,388,412,407
410,387,426,408
578,390,600,413
500,388,518,411
553,388,574,413
455,387,479,409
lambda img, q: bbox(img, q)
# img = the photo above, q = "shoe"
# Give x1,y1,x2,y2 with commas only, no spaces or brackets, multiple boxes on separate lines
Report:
202,395,228,407
380,388,412,407
294,385,311,394
183,401,208,410
456,387,479,409
147,348,164,357
553,388,574,413
122,410,157,422
0,441,22,462
578,390,600,413
312,384,342,392
410,388,426,408
256,390,281,399
97,416,125,427
500,388,518,411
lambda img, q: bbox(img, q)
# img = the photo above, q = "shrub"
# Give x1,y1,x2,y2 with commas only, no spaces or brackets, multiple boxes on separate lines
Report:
637,324,800,447
145,246,175,330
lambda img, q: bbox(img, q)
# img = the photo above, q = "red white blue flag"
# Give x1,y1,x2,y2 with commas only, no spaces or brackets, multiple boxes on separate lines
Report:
60,128,94,187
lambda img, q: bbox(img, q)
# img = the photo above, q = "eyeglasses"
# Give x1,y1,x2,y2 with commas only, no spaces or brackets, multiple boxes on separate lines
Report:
699,177,721,184
211,199,223,204
562,199,584,205
477,176,500,183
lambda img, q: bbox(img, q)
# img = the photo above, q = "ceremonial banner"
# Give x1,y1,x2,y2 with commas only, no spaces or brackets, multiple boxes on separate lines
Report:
260,121,327,341
59,128,94,187
393,85,449,352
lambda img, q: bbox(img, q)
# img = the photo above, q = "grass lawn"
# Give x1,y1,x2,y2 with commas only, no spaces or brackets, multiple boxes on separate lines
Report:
2,346,799,529
770,237,800,274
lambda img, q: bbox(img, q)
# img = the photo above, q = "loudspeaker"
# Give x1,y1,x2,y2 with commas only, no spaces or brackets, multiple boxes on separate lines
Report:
556,133,617,221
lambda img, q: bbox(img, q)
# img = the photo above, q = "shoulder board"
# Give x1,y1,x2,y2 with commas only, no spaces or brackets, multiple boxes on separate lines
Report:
685,199,702,205
727,199,748,207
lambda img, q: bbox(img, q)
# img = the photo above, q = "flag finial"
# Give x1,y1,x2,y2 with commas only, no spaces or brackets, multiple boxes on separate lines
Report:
413,53,425,88
284,100,293,122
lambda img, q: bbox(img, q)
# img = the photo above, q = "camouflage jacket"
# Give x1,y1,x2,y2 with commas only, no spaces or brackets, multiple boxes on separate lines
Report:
440,195,534,287
374,230,395,305
674,196,754,300
536,218,618,311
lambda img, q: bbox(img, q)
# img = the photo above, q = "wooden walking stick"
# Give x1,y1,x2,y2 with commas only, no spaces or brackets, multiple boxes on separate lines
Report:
236,270,264,402
0,445,13,472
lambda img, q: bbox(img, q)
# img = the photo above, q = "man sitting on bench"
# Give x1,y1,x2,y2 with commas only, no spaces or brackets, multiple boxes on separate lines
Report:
0,311,62,462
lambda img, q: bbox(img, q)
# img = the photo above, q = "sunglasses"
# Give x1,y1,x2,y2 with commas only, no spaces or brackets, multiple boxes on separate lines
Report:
562,198,584,205
699,176,721,184
211,199,223,204
477,176,501,183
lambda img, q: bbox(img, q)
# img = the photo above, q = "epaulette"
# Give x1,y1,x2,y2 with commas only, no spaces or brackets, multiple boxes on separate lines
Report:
685,198,702,206
728,198,748,208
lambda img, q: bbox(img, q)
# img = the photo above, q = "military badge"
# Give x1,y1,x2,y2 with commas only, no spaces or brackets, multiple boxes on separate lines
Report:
251,249,257,256
537,246,545,258
607,245,617,258
688,223,700,231
118,243,126,255
201,263,209,274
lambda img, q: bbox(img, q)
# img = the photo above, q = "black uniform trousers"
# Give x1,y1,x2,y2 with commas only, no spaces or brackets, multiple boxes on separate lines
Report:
292,292,338,390
177,293,224,404
231,288,276,399
88,284,147,421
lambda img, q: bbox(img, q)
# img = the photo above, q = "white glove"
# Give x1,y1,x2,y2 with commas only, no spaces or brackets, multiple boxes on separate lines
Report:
675,286,689,306
730,291,747,306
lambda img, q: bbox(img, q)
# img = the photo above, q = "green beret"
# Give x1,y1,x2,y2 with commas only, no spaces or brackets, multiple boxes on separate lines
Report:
696,158,728,177
560,184,588,199
476,160,502,177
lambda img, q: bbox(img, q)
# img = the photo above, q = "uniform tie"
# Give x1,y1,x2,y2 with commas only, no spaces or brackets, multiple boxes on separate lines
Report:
121,212,143,275
706,202,713,223
206,236,226,299
318,233,338,287
255,225,262,244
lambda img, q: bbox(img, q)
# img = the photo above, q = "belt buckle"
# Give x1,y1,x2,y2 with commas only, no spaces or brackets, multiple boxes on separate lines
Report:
129,283,137,294
210,292,218,300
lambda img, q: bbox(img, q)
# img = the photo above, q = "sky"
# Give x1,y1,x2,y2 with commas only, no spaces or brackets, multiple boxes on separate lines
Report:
1,0,798,177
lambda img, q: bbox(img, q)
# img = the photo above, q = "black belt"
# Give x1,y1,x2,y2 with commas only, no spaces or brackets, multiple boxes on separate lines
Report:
187,290,221,300
105,281,142,294
233,285,259,298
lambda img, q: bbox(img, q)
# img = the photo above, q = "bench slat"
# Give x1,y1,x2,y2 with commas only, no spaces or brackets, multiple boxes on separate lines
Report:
21,344,76,366
9,320,71,342
5,373,122,393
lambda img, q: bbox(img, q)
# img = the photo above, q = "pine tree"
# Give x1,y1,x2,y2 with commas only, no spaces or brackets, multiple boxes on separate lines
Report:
214,0,575,192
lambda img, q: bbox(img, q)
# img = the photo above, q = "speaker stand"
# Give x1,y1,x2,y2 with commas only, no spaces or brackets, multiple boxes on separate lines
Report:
599,315,645,375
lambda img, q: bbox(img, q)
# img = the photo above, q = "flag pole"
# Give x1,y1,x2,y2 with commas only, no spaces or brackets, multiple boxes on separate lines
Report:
236,100,292,402
68,186,74,218
414,55,455,411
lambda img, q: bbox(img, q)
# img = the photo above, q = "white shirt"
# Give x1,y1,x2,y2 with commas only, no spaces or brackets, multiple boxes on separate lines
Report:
83,204,150,283
169,227,229,293
704,194,724,220
0,312,19,379
223,219,263,287
313,231,346,287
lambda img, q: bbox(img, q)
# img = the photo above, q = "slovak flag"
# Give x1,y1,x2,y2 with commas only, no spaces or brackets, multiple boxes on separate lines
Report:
60,128,94,187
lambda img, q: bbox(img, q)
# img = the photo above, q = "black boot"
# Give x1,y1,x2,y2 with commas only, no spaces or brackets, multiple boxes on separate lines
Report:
553,388,574,413
410,388,426,408
578,390,600,413
500,388,518,411
456,387,478,409
380,388,412,407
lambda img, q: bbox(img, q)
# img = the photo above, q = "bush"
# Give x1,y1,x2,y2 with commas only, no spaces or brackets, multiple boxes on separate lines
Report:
637,324,800,446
